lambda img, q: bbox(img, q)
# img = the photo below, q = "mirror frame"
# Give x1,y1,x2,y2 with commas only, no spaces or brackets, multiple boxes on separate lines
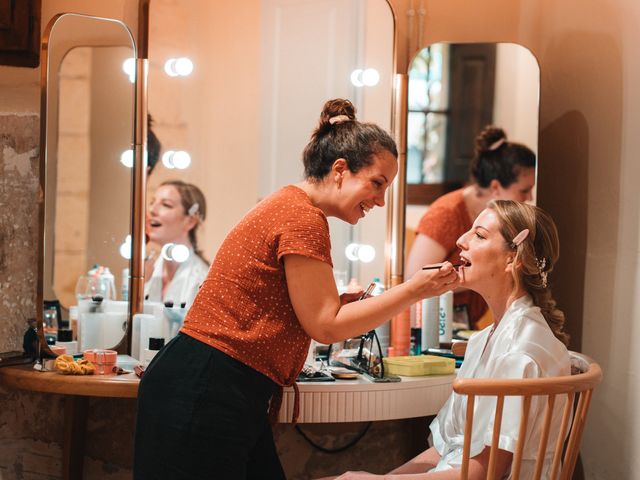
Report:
37,2,149,356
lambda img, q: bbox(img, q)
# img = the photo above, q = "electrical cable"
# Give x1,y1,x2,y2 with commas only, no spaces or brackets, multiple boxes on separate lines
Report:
294,422,372,454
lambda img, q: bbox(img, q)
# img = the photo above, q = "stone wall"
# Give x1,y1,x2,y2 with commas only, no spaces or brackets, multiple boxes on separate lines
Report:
0,114,40,354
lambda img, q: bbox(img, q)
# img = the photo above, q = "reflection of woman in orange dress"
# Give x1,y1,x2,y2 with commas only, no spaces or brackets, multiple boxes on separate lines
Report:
406,126,536,328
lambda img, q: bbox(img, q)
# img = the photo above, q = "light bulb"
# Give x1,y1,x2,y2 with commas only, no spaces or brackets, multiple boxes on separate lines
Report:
119,235,132,259
345,243,360,261
120,149,134,168
362,68,380,86
161,150,191,169
164,58,179,77
350,69,364,87
161,243,190,263
357,244,376,263
164,57,194,77
345,243,376,263
174,57,194,76
162,150,176,169
171,244,190,263
172,150,191,169
122,58,135,83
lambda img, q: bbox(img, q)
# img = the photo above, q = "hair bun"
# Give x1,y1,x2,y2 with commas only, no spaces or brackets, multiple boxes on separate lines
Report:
319,99,357,128
475,125,507,154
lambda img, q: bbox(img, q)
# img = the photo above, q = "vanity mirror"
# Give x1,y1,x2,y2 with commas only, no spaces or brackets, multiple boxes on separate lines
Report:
39,13,137,353
145,0,395,302
401,42,539,329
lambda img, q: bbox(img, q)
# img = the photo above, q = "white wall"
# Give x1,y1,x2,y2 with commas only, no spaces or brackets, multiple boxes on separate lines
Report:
148,0,262,261
493,43,539,152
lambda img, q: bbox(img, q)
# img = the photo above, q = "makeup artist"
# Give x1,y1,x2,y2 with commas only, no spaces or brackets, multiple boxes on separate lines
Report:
133,99,459,480
406,126,537,329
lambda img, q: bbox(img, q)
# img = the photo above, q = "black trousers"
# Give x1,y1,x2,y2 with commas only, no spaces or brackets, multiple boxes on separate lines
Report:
133,333,286,480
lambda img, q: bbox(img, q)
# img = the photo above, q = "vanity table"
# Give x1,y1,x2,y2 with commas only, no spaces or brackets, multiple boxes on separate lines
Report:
0,366,138,480
0,365,454,479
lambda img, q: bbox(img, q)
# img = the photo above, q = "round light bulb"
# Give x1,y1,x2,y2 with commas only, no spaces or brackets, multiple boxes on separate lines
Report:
172,150,191,169
122,58,135,76
119,235,132,259
350,69,364,87
162,150,176,169
161,243,174,261
357,244,376,263
171,244,190,263
362,68,380,86
161,243,190,263
174,57,194,76
122,57,136,83
120,149,134,168
164,58,179,77
345,243,360,261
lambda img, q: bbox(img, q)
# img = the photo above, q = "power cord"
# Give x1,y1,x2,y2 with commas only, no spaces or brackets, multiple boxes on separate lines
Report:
294,422,372,454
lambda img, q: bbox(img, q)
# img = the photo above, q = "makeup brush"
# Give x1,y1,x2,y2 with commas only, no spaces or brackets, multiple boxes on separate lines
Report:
422,263,463,270
358,282,377,300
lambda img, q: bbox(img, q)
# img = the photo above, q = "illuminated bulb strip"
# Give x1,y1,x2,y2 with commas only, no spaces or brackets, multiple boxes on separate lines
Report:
350,68,380,87
161,243,191,263
345,243,376,263
162,150,191,169
164,57,194,77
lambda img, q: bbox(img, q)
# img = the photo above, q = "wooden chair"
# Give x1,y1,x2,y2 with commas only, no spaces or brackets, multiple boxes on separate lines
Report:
452,351,602,480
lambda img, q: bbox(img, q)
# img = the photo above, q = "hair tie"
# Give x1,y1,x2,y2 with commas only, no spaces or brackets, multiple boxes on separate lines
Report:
328,115,351,125
488,138,506,151
188,203,199,217
510,229,529,248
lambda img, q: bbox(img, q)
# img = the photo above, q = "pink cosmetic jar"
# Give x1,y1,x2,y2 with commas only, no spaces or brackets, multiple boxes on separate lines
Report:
83,349,118,375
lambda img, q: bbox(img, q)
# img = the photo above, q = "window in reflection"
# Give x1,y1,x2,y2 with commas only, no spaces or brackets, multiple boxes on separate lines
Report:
408,44,449,184
407,43,502,205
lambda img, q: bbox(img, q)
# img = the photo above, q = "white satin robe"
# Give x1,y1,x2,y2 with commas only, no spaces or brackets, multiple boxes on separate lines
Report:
430,295,571,479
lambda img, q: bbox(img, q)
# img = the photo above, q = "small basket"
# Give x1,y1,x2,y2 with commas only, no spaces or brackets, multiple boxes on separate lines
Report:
383,355,455,376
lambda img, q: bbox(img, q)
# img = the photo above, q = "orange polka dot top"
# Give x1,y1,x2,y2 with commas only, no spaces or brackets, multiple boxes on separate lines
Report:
182,185,333,390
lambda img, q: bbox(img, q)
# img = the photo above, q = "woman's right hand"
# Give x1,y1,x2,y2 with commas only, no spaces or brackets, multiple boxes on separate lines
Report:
407,261,460,300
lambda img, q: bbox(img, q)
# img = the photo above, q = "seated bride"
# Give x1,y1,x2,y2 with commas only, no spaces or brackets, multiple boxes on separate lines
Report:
329,200,571,480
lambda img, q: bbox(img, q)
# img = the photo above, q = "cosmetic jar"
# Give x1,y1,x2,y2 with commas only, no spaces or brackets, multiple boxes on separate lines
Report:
83,349,117,375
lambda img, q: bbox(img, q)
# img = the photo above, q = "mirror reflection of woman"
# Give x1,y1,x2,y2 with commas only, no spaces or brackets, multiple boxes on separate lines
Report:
134,99,460,480
406,126,537,329
144,180,209,308
330,201,571,480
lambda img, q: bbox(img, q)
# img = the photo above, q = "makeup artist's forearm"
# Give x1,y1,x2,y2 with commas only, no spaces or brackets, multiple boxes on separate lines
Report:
319,284,418,343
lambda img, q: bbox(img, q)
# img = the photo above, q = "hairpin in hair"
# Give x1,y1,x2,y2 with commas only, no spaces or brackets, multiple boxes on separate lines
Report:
489,138,506,151
329,115,351,125
536,257,548,288
188,202,199,217
510,229,529,248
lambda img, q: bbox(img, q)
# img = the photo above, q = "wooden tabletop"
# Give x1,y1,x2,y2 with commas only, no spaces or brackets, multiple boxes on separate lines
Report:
0,364,139,398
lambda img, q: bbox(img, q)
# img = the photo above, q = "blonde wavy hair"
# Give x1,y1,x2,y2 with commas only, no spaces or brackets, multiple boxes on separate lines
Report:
488,200,569,346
